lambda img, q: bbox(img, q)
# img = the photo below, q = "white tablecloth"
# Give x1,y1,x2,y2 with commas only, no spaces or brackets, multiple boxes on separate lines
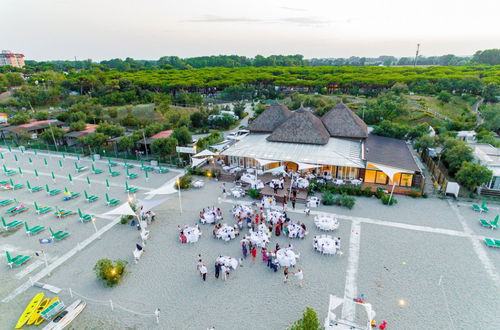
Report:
287,222,306,239
314,215,340,231
216,224,237,241
296,178,309,188
233,205,253,218
261,196,276,209
266,210,284,225
184,226,201,243
350,179,362,185
216,256,238,269
313,235,338,255
200,211,219,224
247,227,270,248
275,248,299,267
231,188,245,198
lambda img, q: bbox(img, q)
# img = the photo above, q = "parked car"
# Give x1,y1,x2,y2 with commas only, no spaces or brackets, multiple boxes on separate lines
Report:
227,129,250,140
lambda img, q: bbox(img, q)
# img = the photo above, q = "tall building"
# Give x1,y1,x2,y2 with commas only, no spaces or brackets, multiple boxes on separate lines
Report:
0,50,25,68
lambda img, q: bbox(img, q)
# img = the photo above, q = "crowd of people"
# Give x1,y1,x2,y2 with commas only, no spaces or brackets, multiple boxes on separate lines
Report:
199,206,223,224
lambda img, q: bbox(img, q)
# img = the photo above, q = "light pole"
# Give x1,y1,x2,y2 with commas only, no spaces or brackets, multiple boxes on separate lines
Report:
176,179,183,214
91,217,100,239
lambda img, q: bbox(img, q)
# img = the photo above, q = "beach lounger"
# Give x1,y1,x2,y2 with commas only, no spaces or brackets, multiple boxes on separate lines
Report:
45,184,62,196
78,208,94,223
34,202,52,215
27,181,43,193
0,199,15,207
125,182,138,194
484,238,499,248
24,222,45,236
157,165,169,174
91,164,103,174
481,200,489,213
75,162,88,173
9,179,24,190
84,190,99,203
140,161,154,172
105,193,120,206
3,165,16,176
49,228,70,241
54,207,74,218
108,166,120,177
1,217,22,230
62,188,80,201
5,251,31,268
0,180,10,185
108,158,118,167
8,205,28,215
126,169,138,180
123,161,134,169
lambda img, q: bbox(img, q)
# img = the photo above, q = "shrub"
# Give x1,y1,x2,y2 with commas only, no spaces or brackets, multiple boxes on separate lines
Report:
120,215,134,224
381,194,398,205
408,190,420,198
175,174,192,189
362,186,373,197
375,188,385,199
322,192,335,205
247,188,260,199
291,307,320,330
94,259,128,287
338,194,356,209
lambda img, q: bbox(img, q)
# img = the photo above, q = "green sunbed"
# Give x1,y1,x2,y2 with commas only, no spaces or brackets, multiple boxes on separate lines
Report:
108,167,120,177
126,169,138,180
105,193,120,206
0,180,9,185
125,182,138,194
75,162,88,173
124,161,134,169
157,166,169,174
50,227,70,241
9,179,24,190
1,217,22,230
27,181,43,193
46,184,62,196
8,205,28,215
24,221,45,236
5,251,31,268
91,164,103,174
55,207,74,218
84,190,99,203
34,202,52,214
78,208,94,223
108,158,118,167
484,238,500,248
0,199,15,207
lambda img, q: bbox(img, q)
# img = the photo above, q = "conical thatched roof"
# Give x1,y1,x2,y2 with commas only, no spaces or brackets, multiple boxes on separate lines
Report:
266,108,330,145
248,104,292,133
321,103,368,139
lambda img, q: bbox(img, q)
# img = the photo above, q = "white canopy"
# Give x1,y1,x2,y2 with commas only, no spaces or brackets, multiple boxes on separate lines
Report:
370,162,413,180
297,162,321,171
102,202,137,217
255,158,279,166
191,157,207,168
193,149,216,158
137,197,172,213
263,165,286,175
145,180,179,195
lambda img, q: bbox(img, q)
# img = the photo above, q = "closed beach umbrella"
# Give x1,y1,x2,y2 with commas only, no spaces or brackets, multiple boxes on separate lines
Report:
77,154,80,161
59,160,63,168
7,145,11,152
34,169,39,178
51,171,56,182
91,154,95,162
106,178,110,190
0,153,3,160
18,167,22,175
34,149,37,156
145,169,149,181
87,176,91,185
62,152,65,159
44,158,48,166
14,154,18,162
68,173,73,183
29,157,32,164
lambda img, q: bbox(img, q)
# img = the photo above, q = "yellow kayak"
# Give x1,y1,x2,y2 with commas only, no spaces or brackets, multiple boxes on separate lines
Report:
35,297,59,326
15,292,44,329
27,297,50,325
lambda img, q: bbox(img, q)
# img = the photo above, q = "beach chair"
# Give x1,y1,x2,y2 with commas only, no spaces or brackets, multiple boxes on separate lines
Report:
62,188,80,201
49,227,69,241
123,161,134,169
78,208,94,223
481,200,489,213
74,162,88,173
84,190,99,203
105,193,120,206
125,181,138,194
0,180,10,185
140,161,154,172
0,199,15,207
24,221,45,236
126,168,138,180
484,238,500,248
3,165,16,176
27,181,43,193
490,216,499,230
480,215,498,229
91,164,103,175
1,217,22,230
9,179,24,190
55,207,74,218
7,204,28,215
45,184,62,196
157,165,169,174
5,251,31,268
34,202,52,215
108,157,118,167
473,200,488,213
108,166,120,177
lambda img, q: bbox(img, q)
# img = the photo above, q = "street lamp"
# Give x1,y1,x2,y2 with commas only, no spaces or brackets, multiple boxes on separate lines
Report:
91,217,100,239
176,179,183,214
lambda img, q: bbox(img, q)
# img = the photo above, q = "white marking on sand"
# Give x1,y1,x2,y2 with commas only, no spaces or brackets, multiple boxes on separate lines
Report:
341,220,361,322
15,260,43,279
448,201,500,288
1,216,121,303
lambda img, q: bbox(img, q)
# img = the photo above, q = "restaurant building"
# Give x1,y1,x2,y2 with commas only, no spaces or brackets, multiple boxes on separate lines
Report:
220,103,423,193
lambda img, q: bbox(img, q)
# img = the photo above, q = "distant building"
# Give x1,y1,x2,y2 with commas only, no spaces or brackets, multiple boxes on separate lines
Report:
0,119,63,139
136,129,174,154
470,143,500,192
0,50,25,68
456,130,476,143
64,124,99,146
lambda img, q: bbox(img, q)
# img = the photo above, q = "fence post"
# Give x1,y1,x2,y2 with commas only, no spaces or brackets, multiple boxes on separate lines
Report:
155,308,160,324
69,287,73,298
110,299,114,311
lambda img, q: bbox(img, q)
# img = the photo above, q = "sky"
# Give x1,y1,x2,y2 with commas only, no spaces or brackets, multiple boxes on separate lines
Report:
3,0,500,61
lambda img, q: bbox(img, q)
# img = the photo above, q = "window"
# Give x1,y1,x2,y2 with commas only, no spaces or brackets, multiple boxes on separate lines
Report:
375,171,388,184
364,170,376,183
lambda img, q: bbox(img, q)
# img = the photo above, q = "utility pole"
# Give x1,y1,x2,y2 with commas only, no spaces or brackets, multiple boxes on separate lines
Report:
413,43,420,67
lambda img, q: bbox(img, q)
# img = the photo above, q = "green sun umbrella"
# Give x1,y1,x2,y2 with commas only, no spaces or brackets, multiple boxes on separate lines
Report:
44,158,48,166
14,154,18,162
18,167,22,175
62,152,65,159
68,173,73,183
29,157,32,164
51,171,56,182
7,145,11,152
34,149,37,156
106,178,110,190
34,169,39,177
86,176,91,185
59,160,63,168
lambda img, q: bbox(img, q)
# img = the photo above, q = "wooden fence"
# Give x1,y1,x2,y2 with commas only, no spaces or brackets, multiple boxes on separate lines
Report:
420,150,448,191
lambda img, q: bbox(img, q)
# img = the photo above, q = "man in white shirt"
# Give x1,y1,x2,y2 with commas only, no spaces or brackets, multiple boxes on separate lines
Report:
294,268,304,287
199,264,208,281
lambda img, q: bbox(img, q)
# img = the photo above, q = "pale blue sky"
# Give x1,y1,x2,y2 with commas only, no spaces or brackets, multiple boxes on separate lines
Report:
3,0,499,61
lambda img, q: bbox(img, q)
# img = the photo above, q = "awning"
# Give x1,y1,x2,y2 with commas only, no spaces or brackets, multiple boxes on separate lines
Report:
255,158,279,166
263,165,286,175
193,149,217,158
370,162,413,180
146,181,179,195
102,202,136,217
297,162,321,171
137,197,172,213
191,157,207,168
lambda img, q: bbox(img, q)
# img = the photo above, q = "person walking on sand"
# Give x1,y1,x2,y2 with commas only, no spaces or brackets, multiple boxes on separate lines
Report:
283,267,290,283
221,182,227,196
294,268,304,287
251,246,257,262
199,264,207,281
242,241,248,258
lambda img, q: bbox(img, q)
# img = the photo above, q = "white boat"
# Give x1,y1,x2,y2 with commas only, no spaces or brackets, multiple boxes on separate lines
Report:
42,299,86,330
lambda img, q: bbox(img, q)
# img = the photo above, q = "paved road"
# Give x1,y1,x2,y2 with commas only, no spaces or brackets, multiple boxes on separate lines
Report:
471,98,484,125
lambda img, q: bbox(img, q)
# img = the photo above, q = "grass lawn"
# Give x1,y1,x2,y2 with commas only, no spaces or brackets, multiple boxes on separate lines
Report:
406,95,477,121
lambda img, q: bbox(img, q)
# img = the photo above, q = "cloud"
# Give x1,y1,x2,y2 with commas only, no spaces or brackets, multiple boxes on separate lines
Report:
184,15,262,23
280,17,330,25
184,15,330,26
279,6,307,12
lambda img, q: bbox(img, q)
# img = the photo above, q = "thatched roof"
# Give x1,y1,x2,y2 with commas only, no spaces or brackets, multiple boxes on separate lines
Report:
321,103,368,139
266,108,330,145
248,104,292,133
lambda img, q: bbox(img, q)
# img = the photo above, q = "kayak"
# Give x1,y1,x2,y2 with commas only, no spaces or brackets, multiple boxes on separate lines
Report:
52,301,86,330
42,299,82,330
27,297,50,325
35,297,59,325
15,292,44,329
